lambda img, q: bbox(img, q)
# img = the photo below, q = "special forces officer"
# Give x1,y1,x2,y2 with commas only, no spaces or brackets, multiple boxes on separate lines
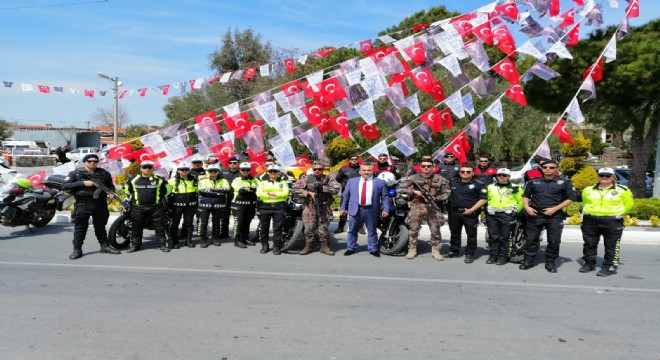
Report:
197,163,230,248
124,160,170,253
293,162,341,255
519,160,575,273
447,164,487,263
438,152,461,181
579,167,634,277
168,162,199,248
255,164,289,255
62,153,120,260
485,168,523,265
334,154,361,233
231,162,258,248
398,158,451,260
219,156,241,239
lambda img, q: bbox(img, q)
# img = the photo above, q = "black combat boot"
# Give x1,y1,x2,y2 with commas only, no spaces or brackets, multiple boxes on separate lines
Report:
126,243,141,253
272,241,282,255
486,252,498,264
519,256,535,270
212,237,222,246
334,214,347,234
234,238,247,248
244,238,256,246
464,254,475,264
545,259,557,273
69,246,83,260
260,242,270,254
171,231,180,249
579,260,596,273
186,231,195,248
99,242,121,255
497,255,509,265
200,238,209,248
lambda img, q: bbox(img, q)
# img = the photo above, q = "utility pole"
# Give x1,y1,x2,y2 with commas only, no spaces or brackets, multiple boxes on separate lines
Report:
97,72,121,145
654,124,660,198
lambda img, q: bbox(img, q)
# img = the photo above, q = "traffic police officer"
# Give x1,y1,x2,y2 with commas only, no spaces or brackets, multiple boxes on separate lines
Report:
398,158,451,260
219,156,241,239
293,162,341,255
373,153,401,180
189,157,206,179
579,167,633,277
62,153,120,260
438,152,461,181
168,162,199,248
256,164,289,255
485,168,523,265
197,163,230,248
519,159,575,272
125,160,170,253
447,164,487,263
334,154,361,233
231,162,258,248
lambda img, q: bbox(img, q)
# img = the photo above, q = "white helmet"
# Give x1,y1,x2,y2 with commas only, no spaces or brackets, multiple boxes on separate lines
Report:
306,168,315,175
377,172,396,187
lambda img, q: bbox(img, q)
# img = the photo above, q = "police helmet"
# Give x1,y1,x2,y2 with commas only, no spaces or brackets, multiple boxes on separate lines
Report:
377,172,396,187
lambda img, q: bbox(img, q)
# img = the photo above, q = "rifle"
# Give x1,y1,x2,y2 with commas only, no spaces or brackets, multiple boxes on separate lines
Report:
80,171,119,200
313,181,323,220
412,180,443,213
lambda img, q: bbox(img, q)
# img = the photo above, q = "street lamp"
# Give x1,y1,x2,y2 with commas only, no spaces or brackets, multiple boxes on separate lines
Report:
97,72,122,145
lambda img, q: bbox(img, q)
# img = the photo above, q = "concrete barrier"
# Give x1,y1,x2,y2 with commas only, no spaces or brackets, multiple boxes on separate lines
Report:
13,155,58,167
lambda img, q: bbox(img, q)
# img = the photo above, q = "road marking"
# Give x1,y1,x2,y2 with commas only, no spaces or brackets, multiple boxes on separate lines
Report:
2,260,659,294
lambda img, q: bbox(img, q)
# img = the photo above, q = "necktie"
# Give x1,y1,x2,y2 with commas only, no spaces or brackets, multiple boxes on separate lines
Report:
360,179,367,205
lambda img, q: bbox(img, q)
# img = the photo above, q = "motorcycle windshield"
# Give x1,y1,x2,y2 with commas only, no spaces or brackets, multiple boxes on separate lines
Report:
0,182,22,194
0,173,20,187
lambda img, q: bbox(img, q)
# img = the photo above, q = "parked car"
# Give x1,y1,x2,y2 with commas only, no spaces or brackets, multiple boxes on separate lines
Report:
608,167,653,198
66,147,99,162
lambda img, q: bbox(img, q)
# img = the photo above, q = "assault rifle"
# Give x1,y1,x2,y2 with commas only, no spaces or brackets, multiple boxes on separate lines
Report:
79,171,118,200
412,180,443,213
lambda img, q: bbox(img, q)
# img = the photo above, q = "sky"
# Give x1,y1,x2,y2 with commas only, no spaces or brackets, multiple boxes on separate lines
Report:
0,0,656,129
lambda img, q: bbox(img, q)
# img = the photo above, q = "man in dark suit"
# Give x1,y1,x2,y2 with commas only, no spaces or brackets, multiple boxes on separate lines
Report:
340,164,392,257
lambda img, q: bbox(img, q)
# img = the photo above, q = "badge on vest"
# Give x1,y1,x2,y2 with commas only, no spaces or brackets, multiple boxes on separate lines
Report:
611,191,618,196
151,180,157,185
469,184,475,189
557,180,564,185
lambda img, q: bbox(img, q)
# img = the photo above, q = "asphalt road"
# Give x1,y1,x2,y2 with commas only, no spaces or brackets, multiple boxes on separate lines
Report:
1,221,659,360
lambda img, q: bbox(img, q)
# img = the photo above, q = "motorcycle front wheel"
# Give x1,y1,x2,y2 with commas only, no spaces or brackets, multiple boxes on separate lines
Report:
280,218,305,253
108,214,132,250
379,222,409,256
510,221,526,256
30,209,56,227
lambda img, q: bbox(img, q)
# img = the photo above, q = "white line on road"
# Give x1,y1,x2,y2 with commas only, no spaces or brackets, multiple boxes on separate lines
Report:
2,260,659,294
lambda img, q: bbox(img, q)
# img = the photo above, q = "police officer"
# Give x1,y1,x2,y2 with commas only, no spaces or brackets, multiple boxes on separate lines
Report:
231,162,258,248
293,162,341,255
334,154,361,233
124,160,170,253
62,154,120,260
407,155,440,175
190,157,206,179
398,158,450,260
373,153,401,180
438,152,461,181
168,162,199,248
219,156,241,239
256,164,289,255
519,159,575,272
485,168,523,265
197,163,231,248
447,164,487,263
474,155,497,184
579,167,634,277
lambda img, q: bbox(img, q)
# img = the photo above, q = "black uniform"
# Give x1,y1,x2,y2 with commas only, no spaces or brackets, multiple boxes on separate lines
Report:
373,162,401,180
522,177,576,263
219,168,241,238
447,178,487,256
125,175,169,250
197,178,229,245
62,167,115,249
190,167,206,179
439,162,460,181
334,163,362,233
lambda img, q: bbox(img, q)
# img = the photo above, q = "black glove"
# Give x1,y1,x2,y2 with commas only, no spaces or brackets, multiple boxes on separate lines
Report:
238,187,254,194
314,182,323,192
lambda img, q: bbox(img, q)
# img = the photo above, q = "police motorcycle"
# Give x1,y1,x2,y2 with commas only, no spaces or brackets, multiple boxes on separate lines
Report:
279,173,308,253
107,194,173,250
0,175,73,230
377,173,410,256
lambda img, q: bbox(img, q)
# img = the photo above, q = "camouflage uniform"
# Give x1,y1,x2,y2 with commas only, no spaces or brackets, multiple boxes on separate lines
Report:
398,174,451,257
292,175,341,254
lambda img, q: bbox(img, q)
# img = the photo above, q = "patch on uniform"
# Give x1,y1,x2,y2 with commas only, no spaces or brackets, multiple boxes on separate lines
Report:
557,180,564,185
151,180,157,185
611,191,618,196
279,184,284,188
469,184,475,189
505,190,512,195
296,180,304,185
481,189,487,193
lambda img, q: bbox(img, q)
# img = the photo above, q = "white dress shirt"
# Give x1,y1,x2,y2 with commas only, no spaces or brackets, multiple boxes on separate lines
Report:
358,176,373,206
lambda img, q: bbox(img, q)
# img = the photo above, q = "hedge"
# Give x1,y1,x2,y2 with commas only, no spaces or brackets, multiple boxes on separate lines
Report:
565,199,660,220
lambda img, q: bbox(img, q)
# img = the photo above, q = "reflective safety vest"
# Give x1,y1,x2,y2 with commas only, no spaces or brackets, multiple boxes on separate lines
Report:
231,176,258,204
198,177,230,208
487,183,523,210
168,176,198,206
582,184,634,216
130,175,167,205
256,177,289,203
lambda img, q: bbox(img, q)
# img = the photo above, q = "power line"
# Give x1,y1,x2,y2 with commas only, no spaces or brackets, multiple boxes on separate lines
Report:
0,0,108,10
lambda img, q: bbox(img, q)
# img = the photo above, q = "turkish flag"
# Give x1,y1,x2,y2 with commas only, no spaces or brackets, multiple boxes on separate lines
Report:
626,0,639,18
315,48,335,58
139,88,147,97
404,43,427,66
26,171,47,189
549,0,561,17
492,25,516,55
438,108,454,130
495,3,519,21
411,68,436,92
493,58,521,84
367,45,397,61
329,112,350,139
223,112,249,132
412,23,430,33
420,107,443,134
450,13,477,38
243,67,256,79
573,0,585,6
195,110,222,132
473,21,494,45
283,58,295,74
317,119,333,135
445,137,468,165
359,39,374,55
208,74,221,84
161,84,170,95
280,79,302,95
118,90,128,99
107,142,133,160
389,73,410,96
318,77,347,102
506,84,528,106
315,95,335,112
567,23,580,46
427,81,445,103
583,58,603,82
84,90,94,98
210,140,234,167
560,8,575,28
552,119,574,144
247,150,267,177
302,103,327,126
453,129,471,153
295,154,313,173
38,85,50,94
127,146,156,164
356,122,381,140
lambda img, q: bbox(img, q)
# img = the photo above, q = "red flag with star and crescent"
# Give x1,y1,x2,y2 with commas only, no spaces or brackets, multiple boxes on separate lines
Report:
295,155,313,173
438,108,454,130
280,79,301,95
492,25,516,55
318,77,347,102
420,107,443,134
567,23,581,46
38,85,50,94
26,171,47,189
403,43,427,66
283,58,295,74
506,84,528,106
195,110,222,132
583,57,603,82
493,58,521,84
552,119,574,144
356,122,381,140
210,140,235,167
107,142,133,160
329,112,350,139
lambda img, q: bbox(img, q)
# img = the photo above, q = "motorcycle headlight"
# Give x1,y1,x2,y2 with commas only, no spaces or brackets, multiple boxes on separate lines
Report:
395,196,408,206
388,189,397,198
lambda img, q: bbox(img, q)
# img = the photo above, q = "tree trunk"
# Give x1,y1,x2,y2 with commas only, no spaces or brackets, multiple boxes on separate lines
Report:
629,120,658,198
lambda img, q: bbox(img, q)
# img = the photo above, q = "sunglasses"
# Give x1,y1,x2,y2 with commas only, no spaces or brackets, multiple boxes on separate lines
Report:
178,168,190,171
208,170,219,173
268,170,280,173
460,170,473,174
85,160,99,163
349,158,358,161
192,161,203,164
239,169,250,172
599,174,613,178
444,155,455,158
542,166,557,170
229,162,239,164
141,165,154,169
496,174,509,177
313,168,324,172
421,165,433,168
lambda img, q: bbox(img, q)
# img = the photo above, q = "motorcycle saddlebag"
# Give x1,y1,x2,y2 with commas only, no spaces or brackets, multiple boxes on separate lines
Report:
41,175,67,190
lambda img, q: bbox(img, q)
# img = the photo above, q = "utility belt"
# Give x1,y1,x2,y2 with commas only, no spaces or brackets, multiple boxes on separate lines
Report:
170,201,197,207
583,214,623,220
233,200,256,206
258,201,285,209
487,206,516,215
198,203,227,209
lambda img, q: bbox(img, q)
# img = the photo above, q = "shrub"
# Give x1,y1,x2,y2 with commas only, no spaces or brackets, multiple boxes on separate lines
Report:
571,166,598,192
325,138,357,166
559,157,583,176
623,215,639,227
650,215,660,227
567,213,582,225
629,203,660,219
565,202,583,216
